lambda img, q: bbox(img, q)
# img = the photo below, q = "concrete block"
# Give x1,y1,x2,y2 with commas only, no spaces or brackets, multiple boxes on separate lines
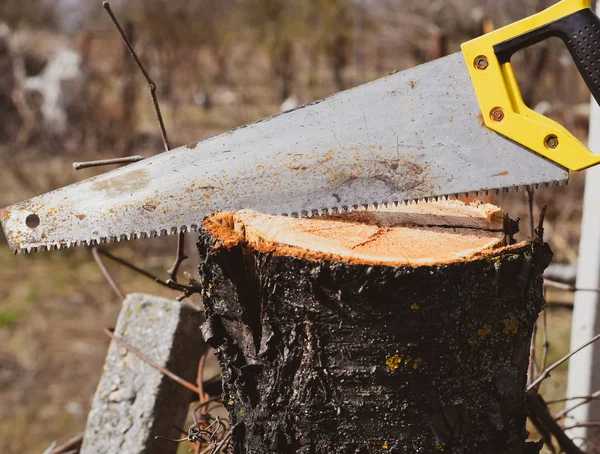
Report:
81,293,203,454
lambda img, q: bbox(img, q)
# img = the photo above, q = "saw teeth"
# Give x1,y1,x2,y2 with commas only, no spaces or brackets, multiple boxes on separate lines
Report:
11,178,568,254
274,178,567,223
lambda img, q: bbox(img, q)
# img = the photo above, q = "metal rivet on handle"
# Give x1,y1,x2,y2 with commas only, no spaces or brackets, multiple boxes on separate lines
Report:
490,107,504,122
545,134,559,149
474,56,489,70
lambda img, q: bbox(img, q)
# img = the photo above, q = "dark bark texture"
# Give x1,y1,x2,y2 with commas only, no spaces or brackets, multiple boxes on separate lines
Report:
198,233,552,454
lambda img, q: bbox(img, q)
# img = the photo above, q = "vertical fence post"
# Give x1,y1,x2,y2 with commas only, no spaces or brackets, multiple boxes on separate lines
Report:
566,3,600,446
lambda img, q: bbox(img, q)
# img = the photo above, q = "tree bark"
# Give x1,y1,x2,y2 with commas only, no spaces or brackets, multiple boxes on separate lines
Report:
198,203,551,453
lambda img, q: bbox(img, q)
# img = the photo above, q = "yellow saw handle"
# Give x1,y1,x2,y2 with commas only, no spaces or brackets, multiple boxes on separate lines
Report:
462,0,600,171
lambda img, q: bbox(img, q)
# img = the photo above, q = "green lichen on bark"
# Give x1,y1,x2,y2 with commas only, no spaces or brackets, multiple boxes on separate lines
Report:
198,232,551,454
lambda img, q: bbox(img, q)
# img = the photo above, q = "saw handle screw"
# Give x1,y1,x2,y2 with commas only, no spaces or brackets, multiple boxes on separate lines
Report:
544,134,559,149
474,56,489,70
490,107,505,122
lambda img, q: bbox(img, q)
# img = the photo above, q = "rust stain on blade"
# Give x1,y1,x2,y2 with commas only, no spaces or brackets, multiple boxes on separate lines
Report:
142,200,160,212
492,171,509,177
91,169,150,196
1,210,10,221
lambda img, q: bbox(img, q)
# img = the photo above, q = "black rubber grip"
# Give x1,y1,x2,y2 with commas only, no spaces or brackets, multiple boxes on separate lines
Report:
494,8,600,106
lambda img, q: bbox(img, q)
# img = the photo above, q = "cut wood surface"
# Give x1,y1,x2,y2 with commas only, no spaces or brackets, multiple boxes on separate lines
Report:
204,200,507,267
198,201,551,454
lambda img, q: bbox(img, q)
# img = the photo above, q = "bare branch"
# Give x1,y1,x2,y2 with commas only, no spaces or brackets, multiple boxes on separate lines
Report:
96,248,169,286
527,390,584,454
197,350,207,401
534,203,548,242
168,231,189,283
195,396,223,411
555,389,600,421
544,278,600,293
563,422,600,431
103,327,200,395
527,321,538,387
73,156,145,170
95,248,202,300
104,1,192,288
103,1,171,152
527,187,535,238
92,247,125,301
103,2,194,292
528,331,600,391
547,394,600,405
541,308,549,373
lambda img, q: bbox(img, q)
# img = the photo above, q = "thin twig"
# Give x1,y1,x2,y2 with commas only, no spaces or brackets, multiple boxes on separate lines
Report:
527,187,535,238
563,422,600,431
73,156,145,170
555,389,600,421
96,248,169,285
95,248,201,296
195,396,223,410
544,278,600,293
534,204,548,242
49,433,84,454
104,2,193,292
548,394,600,405
103,327,200,395
528,331,600,391
92,247,124,301
541,308,549,373
527,390,584,454
103,1,171,152
197,352,207,401
195,352,209,454
168,231,188,283
527,321,538,387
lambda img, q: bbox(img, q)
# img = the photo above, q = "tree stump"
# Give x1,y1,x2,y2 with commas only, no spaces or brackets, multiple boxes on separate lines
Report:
198,201,551,454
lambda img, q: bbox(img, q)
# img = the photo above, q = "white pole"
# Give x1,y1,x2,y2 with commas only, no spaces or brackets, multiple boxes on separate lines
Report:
566,2,600,446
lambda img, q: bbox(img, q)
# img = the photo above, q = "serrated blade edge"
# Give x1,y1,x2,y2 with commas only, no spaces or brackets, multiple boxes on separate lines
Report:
8,179,567,254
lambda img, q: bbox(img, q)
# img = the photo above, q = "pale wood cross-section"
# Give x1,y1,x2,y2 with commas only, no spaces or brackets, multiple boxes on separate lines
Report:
205,200,508,267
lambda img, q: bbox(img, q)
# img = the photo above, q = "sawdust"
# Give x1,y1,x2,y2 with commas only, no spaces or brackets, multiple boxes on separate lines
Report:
203,200,514,267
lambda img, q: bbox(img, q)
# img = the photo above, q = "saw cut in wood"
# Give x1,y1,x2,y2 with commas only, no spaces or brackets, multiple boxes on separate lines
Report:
205,200,509,267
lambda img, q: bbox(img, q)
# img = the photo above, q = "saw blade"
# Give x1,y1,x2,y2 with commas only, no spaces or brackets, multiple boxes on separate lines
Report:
1,53,568,254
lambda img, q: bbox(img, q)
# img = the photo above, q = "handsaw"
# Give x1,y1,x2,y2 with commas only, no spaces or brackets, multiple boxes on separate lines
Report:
3,0,600,254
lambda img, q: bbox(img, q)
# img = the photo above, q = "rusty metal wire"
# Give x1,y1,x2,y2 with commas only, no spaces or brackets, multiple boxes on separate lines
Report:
156,414,231,453
47,433,84,454
103,327,201,395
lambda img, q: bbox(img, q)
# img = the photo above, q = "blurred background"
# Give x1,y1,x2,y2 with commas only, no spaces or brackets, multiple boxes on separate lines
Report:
0,0,591,451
